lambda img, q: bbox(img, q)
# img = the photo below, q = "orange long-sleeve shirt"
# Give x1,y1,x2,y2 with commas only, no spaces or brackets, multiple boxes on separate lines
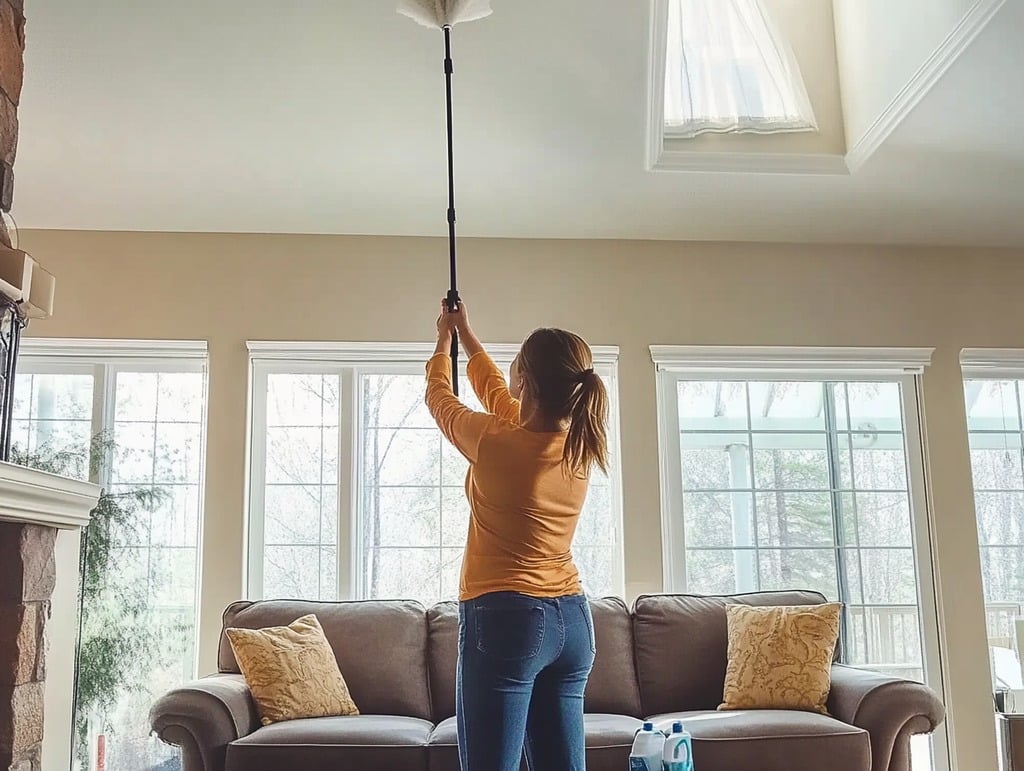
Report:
425,351,586,601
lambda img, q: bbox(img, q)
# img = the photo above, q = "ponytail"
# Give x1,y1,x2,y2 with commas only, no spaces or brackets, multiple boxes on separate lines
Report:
518,327,610,478
563,370,609,478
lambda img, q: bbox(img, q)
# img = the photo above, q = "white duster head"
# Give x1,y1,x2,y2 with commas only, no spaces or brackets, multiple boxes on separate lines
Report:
397,0,493,29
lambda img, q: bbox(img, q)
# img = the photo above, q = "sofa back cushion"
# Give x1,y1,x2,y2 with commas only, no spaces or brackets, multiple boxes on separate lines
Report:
633,591,829,716
426,597,643,721
427,602,459,722
220,600,432,721
585,597,643,716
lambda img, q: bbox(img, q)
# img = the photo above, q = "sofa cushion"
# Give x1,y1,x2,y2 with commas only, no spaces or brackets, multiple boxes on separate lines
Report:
585,597,643,716
647,710,870,771
426,714,640,771
633,591,828,715
427,597,642,721
427,716,463,771
220,600,432,721
427,716,459,746
427,717,526,771
225,715,432,771
225,614,359,725
583,714,645,771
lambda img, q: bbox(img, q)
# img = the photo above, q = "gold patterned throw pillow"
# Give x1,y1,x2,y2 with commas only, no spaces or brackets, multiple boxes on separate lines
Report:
225,614,359,725
719,603,842,715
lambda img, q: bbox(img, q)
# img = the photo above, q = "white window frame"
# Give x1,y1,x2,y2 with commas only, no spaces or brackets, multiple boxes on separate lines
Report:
960,348,1024,666
16,338,210,680
651,345,949,771
961,348,1024,382
245,341,625,602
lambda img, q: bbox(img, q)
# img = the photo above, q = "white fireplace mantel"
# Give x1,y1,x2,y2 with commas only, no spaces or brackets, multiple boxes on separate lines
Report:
0,460,99,530
0,461,99,771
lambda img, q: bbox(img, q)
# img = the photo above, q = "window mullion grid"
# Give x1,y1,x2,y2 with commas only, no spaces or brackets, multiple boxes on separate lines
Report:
24,373,36,452
744,382,760,592
1016,381,1024,502
842,384,871,668
1018,380,1024,610
338,368,357,601
675,486,906,495
317,374,325,600
147,372,161,601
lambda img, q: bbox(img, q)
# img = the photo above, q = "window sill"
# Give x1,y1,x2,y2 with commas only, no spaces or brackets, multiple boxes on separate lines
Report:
647,145,850,175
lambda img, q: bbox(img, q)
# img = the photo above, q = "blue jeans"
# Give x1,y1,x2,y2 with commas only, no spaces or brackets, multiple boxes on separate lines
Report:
457,592,596,771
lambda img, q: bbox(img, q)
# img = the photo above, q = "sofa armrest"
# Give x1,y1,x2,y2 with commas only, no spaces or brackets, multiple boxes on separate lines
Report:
827,664,945,771
150,674,260,771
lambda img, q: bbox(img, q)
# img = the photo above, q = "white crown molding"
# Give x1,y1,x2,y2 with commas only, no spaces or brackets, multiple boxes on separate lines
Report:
0,462,99,530
20,338,208,360
845,0,1007,172
961,348,1024,378
247,341,620,365
652,149,850,176
650,345,935,375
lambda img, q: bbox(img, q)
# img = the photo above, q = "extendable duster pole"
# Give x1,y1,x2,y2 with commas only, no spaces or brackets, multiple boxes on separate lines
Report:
443,24,461,396
397,0,492,397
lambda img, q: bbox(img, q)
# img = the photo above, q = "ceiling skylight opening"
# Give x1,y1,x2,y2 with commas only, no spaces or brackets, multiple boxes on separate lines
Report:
664,0,818,139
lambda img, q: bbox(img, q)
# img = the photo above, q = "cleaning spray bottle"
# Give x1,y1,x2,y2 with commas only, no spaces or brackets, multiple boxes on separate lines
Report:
629,722,665,771
663,721,694,771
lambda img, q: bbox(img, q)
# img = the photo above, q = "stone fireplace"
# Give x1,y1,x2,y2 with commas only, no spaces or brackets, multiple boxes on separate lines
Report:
0,464,98,771
1,0,24,231
0,524,55,771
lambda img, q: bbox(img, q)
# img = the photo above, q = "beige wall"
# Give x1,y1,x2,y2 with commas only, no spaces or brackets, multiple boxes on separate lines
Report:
20,228,1024,771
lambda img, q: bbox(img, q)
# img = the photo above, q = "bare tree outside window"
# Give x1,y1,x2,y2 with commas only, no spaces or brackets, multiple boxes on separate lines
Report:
255,360,621,606
964,380,1024,657
13,364,206,771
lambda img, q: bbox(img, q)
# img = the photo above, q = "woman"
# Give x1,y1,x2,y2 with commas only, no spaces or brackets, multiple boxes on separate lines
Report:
425,298,610,771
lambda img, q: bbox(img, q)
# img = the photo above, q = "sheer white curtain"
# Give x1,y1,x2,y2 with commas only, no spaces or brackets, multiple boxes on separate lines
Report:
664,0,817,138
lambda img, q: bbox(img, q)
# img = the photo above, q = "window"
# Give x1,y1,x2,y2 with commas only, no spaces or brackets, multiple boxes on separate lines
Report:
961,350,1024,687
663,0,817,138
247,343,624,606
653,347,943,770
11,371,94,462
13,340,207,771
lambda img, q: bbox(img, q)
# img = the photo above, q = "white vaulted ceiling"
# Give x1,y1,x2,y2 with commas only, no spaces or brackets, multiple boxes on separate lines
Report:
11,0,1023,246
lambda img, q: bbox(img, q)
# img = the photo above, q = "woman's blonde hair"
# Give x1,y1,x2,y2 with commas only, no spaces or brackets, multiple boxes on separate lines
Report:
518,328,609,477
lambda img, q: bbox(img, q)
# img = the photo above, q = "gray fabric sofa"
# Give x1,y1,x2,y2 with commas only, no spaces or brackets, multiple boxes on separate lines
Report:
150,590,945,771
